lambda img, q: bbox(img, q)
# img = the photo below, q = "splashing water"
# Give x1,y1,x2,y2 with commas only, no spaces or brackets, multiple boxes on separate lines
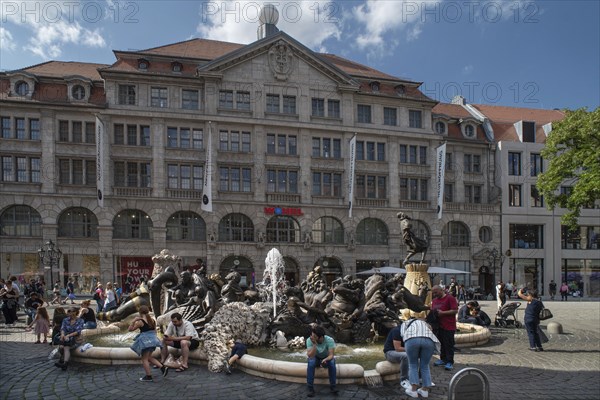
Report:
261,248,288,317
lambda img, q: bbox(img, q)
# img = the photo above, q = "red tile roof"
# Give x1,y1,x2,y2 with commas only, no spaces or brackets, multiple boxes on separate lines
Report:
18,61,108,81
318,53,404,81
432,103,473,119
140,38,245,60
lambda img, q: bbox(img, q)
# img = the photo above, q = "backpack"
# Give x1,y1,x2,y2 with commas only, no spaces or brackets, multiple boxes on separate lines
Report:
93,291,101,301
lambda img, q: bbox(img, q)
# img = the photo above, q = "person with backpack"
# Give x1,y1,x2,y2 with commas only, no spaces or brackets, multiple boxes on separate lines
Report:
93,283,105,312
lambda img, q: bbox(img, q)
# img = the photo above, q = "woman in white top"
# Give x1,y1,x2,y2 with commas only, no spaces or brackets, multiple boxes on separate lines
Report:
103,282,117,311
400,317,441,399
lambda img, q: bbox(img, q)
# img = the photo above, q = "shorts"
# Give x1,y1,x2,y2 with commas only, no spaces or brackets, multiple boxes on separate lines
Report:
172,338,200,351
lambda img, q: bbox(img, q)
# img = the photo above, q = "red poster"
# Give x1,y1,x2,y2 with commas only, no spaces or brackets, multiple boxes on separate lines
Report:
120,257,153,293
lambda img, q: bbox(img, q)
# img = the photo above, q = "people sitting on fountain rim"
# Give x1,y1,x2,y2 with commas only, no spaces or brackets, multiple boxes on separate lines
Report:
383,322,411,390
306,325,338,397
160,312,200,372
223,339,247,374
457,301,491,326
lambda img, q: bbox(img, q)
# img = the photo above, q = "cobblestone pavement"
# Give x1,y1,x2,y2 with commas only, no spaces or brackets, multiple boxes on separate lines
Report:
1,299,599,400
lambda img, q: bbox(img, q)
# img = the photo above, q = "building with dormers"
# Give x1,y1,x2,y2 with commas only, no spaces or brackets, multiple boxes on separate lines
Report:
1,21,511,296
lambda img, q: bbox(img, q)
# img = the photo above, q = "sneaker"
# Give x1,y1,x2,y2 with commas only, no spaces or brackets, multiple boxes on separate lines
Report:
433,359,445,367
444,362,454,371
54,362,64,369
417,388,429,398
529,347,538,352
161,366,169,377
537,347,544,352
139,376,153,382
419,379,435,387
401,379,411,390
330,386,339,395
223,361,232,375
307,387,315,397
405,388,419,398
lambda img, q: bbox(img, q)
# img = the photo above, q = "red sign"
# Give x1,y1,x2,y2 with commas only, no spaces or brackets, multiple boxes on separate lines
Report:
120,257,153,292
264,207,303,216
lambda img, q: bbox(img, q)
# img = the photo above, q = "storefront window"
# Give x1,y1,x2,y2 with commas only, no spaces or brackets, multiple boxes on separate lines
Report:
511,258,544,294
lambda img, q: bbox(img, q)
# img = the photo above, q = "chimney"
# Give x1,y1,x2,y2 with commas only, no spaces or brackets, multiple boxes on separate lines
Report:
451,95,467,105
257,4,279,39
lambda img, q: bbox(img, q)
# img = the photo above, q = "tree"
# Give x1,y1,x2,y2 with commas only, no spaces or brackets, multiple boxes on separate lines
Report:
537,107,600,229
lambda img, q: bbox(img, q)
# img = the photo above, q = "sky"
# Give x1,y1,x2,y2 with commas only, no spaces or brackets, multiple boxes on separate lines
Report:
1,0,598,110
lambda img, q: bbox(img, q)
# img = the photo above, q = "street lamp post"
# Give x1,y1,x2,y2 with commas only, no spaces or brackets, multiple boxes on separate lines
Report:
487,247,506,299
38,240,62,289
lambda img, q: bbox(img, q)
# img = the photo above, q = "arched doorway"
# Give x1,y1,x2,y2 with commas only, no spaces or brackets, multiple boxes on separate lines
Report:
283,256,300,287
219,256,255,290
314,257,343,287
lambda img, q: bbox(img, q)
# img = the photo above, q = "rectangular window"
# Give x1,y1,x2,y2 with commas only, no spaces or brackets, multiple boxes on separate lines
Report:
267,134,276,154
1,117,11,138
72,121,82,143
357,104,372,123
419,146,427,165
118,85,136,105
312,98,325,117
85,160,95,186
409,145,417,164
409,110,422,128
377,143,386,161
167,164,203,190
180,128,190,149
282,96,296,114
383,107,397,126
266,94,279,113
150,87,168,108
444,183,454,202
510,224,543,249
219,130,251,152
267,169,298,193
523,121,536,143
127,125,137,145
465,184,482,203
366,142,375,161
509,184,522,206
182,89,199,110
2,156,13,181
85,122,95,143
328,99,340,118
59,159,70,184
167,127,178,148
220,166,251,192
530,185,544,207
355,174,386,198
140,126,150,146
114,124,124,145
445,152,453,171
530,153,543,176
31,158,40,182
356,141,364,160
29,119,40,140
114,161,151,187
192,129,203,149
15,118,25,139
508,152,521,175
312,172,342,197
400,145,407,163
72,159,83,185
219,90,234,109
236,91,250,110
241,132,251,152
16,157,26,182
400,178,428,201
59,120,69,142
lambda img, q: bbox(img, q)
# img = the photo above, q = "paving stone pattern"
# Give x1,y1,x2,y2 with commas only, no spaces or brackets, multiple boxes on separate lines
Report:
1,300,598,400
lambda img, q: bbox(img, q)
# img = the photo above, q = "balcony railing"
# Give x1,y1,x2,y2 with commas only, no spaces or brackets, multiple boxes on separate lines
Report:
114,187,152,197
266,193,301,203
445,202,499,213
166,189,203,199
399,200,431,209
356,198,389,207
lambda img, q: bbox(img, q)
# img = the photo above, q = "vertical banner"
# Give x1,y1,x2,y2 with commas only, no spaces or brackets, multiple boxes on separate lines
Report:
436,142,447,219
201,121,213,212
95,116,105,208
348,134,357,218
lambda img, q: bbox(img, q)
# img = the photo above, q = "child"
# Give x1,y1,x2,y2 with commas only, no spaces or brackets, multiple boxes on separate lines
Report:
223,339,247,374
26,306,50,344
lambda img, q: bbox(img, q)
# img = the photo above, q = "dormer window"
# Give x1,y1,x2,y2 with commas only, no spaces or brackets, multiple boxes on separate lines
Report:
72,85,86,100
435,121,446,135
395,85,406,95
15,81,29,96
138,59,149,70
172,62,182,73
464,124,475,138
370,81,380,92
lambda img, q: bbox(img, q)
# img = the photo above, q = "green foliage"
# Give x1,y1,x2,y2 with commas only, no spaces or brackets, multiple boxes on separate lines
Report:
537,107,600,229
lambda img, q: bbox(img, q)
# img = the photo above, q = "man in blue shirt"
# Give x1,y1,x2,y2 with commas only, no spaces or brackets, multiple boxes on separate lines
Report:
306,326,338,397
383,324,411,390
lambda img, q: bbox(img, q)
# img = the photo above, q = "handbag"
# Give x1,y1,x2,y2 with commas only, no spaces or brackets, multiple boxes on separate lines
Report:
539,307,553,320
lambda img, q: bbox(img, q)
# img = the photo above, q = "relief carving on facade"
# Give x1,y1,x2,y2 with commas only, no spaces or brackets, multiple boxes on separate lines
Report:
268,40,294,81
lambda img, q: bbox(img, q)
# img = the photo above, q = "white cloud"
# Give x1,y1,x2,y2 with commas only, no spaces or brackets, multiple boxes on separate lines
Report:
1,1,106,60
196,1,341,50
0,27,17,51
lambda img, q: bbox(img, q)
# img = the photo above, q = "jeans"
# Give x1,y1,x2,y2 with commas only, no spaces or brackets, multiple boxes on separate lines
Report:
405,337,435,388
83,321,97,329
307,357,336,389
524,319,542,348
438,328,455,364
385,350,409,382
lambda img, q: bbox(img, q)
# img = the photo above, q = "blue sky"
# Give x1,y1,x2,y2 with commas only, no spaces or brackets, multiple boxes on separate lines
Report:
1,0,598,110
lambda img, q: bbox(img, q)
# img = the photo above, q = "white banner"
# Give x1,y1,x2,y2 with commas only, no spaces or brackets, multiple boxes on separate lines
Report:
436,143,447,219
95,116,105,208
201,122,213,212
348,134,357,218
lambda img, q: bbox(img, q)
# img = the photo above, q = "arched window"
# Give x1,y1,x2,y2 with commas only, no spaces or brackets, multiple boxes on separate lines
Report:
58,207,98,237
312,216,344,244
113,209,153,239
0,205,42,236
479,226,493,243
71,85,86,100
411,220,430,241
356,218,388,245
166,211,206,241
15,81,29,96
435,121,446,134
443,221,470,247
218,213,254,242
266,216,300,243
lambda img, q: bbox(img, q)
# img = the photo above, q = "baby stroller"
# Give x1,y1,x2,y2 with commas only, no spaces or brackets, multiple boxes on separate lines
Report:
494,302,522,328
